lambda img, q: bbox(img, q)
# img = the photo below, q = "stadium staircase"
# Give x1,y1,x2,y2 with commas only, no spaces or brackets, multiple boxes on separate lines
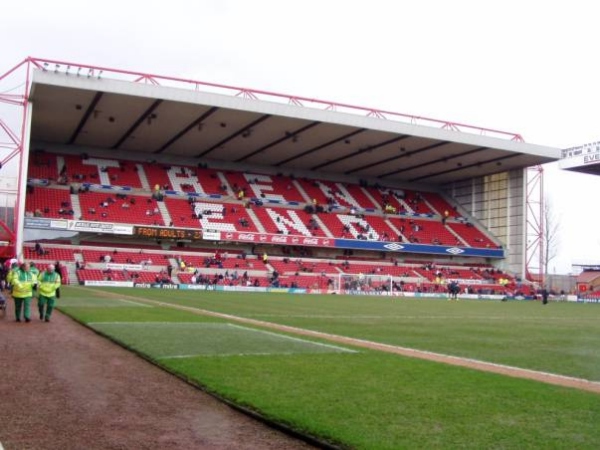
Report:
446,226,468,247
168,258,181,284
69,192,82,220
312,215,334,238
292,179,312,202
136,164,152,191
156,201,173,227
361,188,382,209
246,208,267,233
216,172,234,195
64,262,78,285
384,219,403,240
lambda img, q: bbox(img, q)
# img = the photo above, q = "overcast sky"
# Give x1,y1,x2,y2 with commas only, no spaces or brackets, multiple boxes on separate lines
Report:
2,0,599,273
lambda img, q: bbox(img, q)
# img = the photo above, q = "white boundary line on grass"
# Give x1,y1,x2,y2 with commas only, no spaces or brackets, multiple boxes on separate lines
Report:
226,323,357,353
245,314,595,321
159,351,341,359
0,440,5,450
93,297,151,307
80,287,600,394
88,322,220,326
88,321,356,354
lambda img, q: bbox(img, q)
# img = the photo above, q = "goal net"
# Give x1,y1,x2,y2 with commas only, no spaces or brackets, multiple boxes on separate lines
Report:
336,273,394,295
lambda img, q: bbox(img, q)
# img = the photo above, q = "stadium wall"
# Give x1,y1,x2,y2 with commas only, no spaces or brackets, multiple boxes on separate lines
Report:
445,169,525,277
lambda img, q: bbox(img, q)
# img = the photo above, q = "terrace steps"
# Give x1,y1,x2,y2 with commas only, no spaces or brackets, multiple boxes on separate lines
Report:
137,164,151,191
246,208,266,234
157,201,173,227
70,193,82,220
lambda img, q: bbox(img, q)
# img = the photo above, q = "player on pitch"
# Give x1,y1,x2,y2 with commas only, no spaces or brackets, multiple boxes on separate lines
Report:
38,264,62,322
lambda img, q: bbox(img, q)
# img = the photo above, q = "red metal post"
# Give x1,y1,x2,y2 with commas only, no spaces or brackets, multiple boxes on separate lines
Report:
525,165,544,285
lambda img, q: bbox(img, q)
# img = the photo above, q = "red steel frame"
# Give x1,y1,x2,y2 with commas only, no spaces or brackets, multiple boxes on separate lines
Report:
525,166,545,285
1,56,539,265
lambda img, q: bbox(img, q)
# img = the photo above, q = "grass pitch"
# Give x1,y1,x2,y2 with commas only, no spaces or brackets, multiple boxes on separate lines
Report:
59,287,600,449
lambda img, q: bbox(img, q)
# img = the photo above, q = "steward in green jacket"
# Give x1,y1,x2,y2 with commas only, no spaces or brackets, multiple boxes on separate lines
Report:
12,262,37,323
38,264,62,322
6,262,19,291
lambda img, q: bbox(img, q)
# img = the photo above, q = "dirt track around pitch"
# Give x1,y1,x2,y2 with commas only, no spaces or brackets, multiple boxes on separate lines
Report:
0,297,320,450
83,287,600,395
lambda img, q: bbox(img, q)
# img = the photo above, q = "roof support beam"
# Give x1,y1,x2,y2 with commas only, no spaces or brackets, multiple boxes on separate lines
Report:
378,146,488,178
67,92,103,145
312,135,409,171
275,129,366,166
112,99,163,149
235,121,320,163
155,106,218,154
196,114,271,158
407,154,521,182
346,141,447,175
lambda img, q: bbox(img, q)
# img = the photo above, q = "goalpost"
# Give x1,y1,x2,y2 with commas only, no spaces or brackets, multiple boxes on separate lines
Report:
336,273,395,296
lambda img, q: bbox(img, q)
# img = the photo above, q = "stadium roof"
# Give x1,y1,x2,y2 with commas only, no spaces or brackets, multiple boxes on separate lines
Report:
558,141,600,177
29,68,559,186
561,162,600,177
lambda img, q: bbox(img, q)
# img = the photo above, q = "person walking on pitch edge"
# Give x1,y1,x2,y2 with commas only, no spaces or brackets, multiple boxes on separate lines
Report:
38,264,62,322
448,280,460,301
11,262,37,323
541,288,549,305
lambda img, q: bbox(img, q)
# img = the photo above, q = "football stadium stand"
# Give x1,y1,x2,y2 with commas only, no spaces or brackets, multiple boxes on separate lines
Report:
5,58,561,300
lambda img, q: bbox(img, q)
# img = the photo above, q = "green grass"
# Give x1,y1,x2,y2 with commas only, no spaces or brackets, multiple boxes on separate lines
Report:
75,287,600,380
89,322,355,358
58,287,600,449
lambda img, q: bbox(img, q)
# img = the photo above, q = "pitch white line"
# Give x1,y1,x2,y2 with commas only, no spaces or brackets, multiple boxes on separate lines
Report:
226,323,356,353
245,314,595,321
1,440,5,450
102,298,152,307
159,351,338,359
89,322,356,353
89,322,218,326
63,299,151,308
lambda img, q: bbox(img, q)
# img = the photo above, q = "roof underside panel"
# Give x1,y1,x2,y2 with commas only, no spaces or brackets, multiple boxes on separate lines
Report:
119,101,212,153
28,71,559,187
30,84,97,144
